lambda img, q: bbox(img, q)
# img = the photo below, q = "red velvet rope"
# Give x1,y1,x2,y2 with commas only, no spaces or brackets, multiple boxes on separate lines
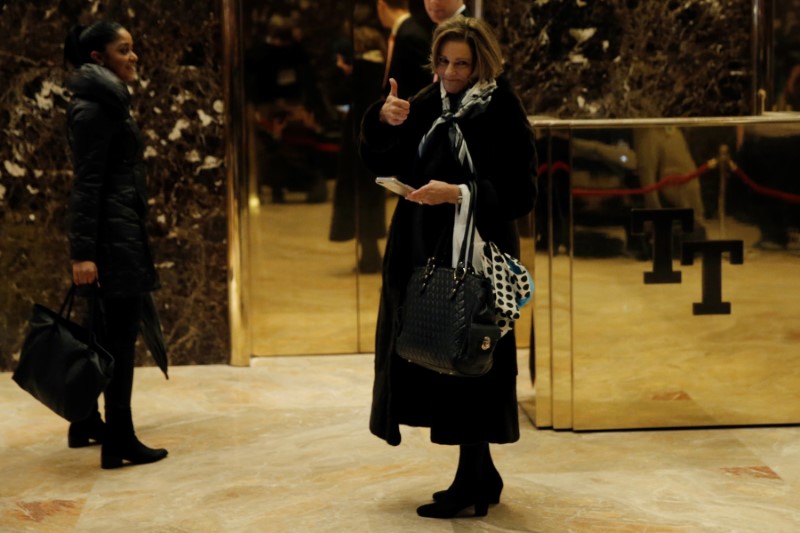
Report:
730,165,800,204
538,160,800,203
572,163,712,197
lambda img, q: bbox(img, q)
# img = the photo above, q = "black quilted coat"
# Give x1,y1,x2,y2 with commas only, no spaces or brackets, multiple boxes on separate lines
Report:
359,77,537,446
66,64,159,296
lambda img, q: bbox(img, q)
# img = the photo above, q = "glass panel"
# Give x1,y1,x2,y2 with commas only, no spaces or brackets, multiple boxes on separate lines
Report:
567,121,800,429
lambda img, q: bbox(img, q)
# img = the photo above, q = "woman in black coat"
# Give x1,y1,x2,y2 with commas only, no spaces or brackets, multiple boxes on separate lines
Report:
63,21,167,469
359,17,536,519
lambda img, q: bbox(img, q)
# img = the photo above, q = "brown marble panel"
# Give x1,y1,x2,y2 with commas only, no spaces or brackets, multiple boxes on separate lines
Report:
485,0,752,118
0,0,228,370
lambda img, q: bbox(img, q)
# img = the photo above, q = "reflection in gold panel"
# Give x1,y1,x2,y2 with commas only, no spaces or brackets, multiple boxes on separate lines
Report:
572,224,800,429
235,2,534,360
539,119,800,430
248,195,359,355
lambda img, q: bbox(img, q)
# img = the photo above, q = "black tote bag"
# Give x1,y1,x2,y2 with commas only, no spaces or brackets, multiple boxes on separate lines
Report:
12,285,114,422
395,182,501,377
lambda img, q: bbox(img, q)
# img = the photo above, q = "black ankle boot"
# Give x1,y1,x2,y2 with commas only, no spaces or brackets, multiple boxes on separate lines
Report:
432,464,503,504
101,438,169,469
68,411,105,448
417,488,489,519
101,409,167,469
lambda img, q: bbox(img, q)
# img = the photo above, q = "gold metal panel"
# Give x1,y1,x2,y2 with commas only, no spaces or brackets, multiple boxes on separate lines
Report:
531,247,551,428
548,130,575,429
564,122,800,430
239,4,360,357
549,253,573,430
223,0,251,366
248,201,360,356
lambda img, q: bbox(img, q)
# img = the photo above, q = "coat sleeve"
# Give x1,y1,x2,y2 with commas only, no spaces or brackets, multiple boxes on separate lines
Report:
359,84,439,179
68,104,115,262
358,100,417,178
474,86,538,223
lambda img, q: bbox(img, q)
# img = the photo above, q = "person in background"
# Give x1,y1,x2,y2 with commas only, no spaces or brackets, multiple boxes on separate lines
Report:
245,13,328,203
377,0,432,100
330,15,389,273
423,0,469,25
63,21,168,469
359,17,536,519
633,126,708,244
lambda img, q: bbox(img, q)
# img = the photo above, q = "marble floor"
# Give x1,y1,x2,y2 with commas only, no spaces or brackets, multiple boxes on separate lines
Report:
3,351,800,532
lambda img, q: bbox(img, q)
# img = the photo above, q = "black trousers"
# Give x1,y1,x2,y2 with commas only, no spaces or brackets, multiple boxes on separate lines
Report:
96,294,143,413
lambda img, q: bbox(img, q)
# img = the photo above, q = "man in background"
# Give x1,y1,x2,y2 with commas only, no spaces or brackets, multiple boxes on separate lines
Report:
377,0,432,99
423,0,469,25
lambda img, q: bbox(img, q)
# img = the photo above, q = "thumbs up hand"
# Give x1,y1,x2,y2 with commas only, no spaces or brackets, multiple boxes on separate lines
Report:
379,78,410,126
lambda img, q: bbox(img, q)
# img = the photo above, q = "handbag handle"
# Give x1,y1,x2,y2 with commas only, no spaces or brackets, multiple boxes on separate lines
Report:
420,180,479,292
58,284,101,337
455,181,478,275
58,284,78,318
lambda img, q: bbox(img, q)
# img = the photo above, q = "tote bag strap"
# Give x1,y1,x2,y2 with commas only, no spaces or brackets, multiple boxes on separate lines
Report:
455,181,478,271
59,284,103,341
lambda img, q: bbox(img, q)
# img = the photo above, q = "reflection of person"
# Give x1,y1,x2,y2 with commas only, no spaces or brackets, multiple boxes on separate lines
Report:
634,126,707,241
424,0,469,25
330,24,388,272
64,21,168,469
776,64,800,111
359,17,536,519
245,14,327,203
377,0,432,99
736,123,800,249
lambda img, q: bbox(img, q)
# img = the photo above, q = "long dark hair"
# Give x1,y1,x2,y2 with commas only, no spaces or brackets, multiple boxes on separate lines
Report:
64,21,123,68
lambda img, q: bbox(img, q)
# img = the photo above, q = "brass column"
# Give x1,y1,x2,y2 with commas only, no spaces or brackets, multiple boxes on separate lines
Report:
222,0,252,366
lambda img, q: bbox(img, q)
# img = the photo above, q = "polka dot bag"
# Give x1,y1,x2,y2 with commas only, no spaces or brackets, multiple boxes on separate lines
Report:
480,241,533,337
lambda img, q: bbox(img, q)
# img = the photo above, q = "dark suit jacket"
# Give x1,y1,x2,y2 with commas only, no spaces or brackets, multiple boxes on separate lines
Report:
385,15,432,100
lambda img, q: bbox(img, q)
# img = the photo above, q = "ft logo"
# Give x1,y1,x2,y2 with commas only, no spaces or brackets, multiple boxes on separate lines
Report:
630,208,743,315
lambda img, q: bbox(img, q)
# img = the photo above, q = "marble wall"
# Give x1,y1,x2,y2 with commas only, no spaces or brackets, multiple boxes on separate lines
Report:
484,0,753,118
0,0,228,371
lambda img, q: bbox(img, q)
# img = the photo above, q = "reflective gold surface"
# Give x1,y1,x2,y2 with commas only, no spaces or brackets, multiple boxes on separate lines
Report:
534,119,800,430
223,0,251,366
234,4,544,360
248,192,363,355
572,240,800,430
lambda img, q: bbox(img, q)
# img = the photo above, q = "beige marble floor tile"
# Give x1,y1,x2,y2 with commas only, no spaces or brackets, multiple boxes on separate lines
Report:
2,353,800,532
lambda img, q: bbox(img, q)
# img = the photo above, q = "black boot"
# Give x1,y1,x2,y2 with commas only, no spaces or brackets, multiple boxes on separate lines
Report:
101,408,168,469
418,443,490,519
416,489,489,519
433,444,503,504
68,411,105,448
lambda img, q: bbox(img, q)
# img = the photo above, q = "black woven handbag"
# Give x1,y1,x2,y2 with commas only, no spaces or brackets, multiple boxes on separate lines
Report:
395,182,501,377
12,285,114,422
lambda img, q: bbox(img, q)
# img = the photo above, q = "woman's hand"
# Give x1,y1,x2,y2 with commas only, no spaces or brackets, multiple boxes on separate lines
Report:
406,180,460,206
72,260,99,286
379,78,410,126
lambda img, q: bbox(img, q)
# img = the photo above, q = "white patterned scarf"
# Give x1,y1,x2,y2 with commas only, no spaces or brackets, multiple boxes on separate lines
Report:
420,78,533,338
416,78,498,173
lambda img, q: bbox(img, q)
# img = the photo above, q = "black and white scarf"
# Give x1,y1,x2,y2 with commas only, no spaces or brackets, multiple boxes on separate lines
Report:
416,79,498,173
417,79,533,337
